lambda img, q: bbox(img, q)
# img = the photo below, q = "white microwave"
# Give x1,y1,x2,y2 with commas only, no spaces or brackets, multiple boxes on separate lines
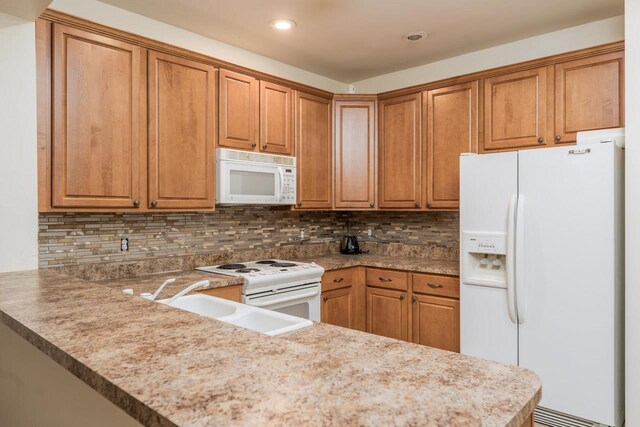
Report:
216,148,296,205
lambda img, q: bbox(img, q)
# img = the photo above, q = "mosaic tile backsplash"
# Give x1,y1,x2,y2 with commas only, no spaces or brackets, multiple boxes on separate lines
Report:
38,208,459,267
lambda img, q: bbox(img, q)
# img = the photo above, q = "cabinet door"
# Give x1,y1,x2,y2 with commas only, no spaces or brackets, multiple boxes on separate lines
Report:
425,82,478,209
412,294,460,352
366,287,408,341
294,91,333,209
334,100,376,209
260,81,293,155
51,24,144,208
148,51,216,210
554,52,624,144
322,287,353,329
219,69,259,151
378,93,422,209
482,68,548,151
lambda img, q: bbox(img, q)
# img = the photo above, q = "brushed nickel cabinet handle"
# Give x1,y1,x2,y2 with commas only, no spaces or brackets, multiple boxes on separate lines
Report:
428,283,444,289
333,277,344,283
379,277,392,282
151,200,158,208
133,199,140,207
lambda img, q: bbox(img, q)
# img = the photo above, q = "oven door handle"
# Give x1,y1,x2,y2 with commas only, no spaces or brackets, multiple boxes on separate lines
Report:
248,289,319,308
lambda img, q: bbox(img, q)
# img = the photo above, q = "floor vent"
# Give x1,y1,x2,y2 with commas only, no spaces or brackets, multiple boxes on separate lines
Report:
534,407,603,427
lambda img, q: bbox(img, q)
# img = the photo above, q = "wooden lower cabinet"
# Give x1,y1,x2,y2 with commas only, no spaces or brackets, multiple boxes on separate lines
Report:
366,286,409,341
198,285,242,303
322,287,353,329
411,294,460,352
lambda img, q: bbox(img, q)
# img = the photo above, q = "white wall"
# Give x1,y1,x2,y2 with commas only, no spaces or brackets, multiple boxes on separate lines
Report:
48,0,347,93
0,13,39,273
351,15,624,93
625,1,639,426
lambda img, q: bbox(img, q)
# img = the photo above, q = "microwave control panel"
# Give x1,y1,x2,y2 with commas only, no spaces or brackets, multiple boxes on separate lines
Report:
281,168,296,204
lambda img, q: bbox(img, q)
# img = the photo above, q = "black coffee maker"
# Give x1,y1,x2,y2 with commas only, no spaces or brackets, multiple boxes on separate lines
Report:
340,235,361,255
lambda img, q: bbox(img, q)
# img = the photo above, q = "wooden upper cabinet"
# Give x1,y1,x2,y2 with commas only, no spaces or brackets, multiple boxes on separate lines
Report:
322,287,354,329
260,81,293,155
554,52,624,144
366,286,409,341
148,51,216,210
51,24,145,209
482,67,549,152
412,294,460,352
294,91,333,209
378,93,422,209
334,99,376,209
425,82,478,209
219,69,259,151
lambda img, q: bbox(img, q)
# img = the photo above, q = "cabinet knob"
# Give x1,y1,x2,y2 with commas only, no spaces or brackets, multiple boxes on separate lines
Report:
262,144,268,149
400,294,405,300
555,135,562,142
297,202,302,207
333,277,344,283
412,296,417,303
251,143,257,148
369,202,374,208
133,199,140,207
538,137,544,143
323,296,328,302
151,200,158,208
414,202,420,208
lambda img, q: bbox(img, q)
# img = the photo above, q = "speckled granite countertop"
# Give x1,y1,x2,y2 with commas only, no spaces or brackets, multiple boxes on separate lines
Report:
96,253,459,299
301,253,460,276
0,268,540,426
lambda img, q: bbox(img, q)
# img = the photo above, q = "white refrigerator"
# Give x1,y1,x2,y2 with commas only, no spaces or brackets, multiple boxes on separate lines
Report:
460,129,624,427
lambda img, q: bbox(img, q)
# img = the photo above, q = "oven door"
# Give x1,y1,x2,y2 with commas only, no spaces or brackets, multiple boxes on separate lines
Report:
243,283,321,321
217,160,283,204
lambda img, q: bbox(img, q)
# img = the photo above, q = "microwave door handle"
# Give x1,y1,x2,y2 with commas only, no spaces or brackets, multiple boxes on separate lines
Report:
277,167,285,202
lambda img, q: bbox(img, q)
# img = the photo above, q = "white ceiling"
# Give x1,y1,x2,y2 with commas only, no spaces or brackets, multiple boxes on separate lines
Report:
98,0,623,83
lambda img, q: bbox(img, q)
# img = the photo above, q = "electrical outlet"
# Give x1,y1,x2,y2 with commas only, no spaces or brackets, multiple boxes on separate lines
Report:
300,229,305,239
367,228,372,237
120,237,129,252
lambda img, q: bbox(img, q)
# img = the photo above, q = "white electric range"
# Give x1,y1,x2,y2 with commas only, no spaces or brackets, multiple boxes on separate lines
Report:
196,260,324,321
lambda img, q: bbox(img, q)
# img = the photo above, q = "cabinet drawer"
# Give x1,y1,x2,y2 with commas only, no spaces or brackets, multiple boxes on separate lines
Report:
366,268,408,291
412,273,459,299
322,268,355,292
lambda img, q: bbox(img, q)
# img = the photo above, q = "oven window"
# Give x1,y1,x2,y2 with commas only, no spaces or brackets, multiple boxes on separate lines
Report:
230,170,275,196
272,302,309,319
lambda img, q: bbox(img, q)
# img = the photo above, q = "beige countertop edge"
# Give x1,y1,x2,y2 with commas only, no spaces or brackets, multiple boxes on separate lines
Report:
0,268,540,427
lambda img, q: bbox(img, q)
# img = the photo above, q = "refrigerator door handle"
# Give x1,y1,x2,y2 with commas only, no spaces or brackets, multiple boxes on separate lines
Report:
515,195,526,324
506,194,518,324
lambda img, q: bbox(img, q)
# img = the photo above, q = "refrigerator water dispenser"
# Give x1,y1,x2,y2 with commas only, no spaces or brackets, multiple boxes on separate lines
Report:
461,232,507,288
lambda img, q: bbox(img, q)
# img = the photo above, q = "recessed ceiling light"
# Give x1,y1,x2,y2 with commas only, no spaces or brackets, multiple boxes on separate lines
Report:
270,19,296,31
403,31,427,42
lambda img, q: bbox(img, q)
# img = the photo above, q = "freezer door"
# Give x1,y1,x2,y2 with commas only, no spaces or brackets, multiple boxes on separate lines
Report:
517,143,618,425
460,152,518,365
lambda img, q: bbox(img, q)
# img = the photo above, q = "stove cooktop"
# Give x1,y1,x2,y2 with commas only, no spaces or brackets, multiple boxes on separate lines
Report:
196,259,325,291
